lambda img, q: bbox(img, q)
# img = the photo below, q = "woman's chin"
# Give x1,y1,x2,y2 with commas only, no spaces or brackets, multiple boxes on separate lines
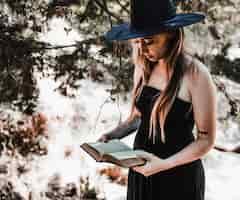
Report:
146,56,157,62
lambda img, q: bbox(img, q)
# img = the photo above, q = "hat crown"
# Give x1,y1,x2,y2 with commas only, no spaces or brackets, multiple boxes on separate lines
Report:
130,0,176,31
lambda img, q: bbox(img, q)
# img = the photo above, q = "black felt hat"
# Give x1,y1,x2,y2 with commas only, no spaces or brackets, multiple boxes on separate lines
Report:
105,0,205,41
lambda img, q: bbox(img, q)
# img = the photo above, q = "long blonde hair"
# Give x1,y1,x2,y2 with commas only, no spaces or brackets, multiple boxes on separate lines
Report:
129,28,194,144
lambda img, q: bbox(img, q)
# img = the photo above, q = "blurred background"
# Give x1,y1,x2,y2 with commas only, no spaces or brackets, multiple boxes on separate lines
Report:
0,0,239,199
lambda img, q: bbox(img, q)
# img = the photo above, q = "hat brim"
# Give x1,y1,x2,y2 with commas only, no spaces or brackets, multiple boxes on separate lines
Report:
105,13,205,41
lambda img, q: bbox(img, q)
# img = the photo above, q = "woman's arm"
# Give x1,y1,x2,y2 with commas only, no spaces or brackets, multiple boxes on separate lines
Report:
164,59,217,169
97,108,141,142
105,110,141,140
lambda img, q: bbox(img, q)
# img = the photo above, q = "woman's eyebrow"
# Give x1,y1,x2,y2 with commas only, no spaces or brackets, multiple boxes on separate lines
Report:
143,36,153,39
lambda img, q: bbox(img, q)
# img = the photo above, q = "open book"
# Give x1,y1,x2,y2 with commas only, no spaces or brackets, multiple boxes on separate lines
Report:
80,139,148,168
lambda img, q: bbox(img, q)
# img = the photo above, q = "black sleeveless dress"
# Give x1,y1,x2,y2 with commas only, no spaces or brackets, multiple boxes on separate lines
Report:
127,85,205,200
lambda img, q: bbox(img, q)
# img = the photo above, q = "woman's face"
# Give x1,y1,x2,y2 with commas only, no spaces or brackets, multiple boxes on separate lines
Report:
131,32,173,62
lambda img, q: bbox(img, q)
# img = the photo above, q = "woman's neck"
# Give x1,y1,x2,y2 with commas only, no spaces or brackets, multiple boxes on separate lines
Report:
154,59,168,75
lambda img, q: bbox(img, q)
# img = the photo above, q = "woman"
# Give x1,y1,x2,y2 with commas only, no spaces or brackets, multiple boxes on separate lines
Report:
98,0,217,199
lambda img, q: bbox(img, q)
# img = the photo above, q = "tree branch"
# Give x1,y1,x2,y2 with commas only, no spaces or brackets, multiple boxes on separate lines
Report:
78,0,94,23
93,0,123,23
115,0,130,14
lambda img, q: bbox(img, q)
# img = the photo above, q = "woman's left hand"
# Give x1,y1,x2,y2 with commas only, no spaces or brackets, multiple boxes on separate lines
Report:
131,151,170,177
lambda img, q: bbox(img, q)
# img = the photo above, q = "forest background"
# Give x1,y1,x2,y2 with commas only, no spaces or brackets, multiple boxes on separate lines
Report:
0,0,240,199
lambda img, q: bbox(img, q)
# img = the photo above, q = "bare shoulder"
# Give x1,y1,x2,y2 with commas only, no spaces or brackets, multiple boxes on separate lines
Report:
183,54,215,93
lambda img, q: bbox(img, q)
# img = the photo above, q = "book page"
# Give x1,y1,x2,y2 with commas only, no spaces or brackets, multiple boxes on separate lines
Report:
89,139,132,155
107,149,147,160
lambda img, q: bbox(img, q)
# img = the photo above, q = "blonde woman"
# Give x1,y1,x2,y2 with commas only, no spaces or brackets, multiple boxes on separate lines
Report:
98,0,217,199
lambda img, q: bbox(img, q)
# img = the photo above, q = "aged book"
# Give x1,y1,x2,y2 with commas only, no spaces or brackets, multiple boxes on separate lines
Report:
80,139,147,168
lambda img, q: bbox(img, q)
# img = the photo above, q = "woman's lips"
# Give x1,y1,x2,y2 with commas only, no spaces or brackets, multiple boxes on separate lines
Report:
145,54,155,61
144,54,152,58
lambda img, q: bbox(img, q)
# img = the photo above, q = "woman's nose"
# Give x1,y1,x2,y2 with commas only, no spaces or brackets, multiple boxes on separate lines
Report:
139,40,148,54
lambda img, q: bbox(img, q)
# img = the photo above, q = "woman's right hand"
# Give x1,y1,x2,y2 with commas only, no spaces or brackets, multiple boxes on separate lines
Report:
96,133,113,143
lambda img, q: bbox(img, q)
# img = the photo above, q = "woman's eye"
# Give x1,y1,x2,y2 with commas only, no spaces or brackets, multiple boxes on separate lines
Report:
132,39,140,44
144,40,153,45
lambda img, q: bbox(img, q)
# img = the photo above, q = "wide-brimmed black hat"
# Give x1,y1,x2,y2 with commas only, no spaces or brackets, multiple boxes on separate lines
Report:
105,0,205,41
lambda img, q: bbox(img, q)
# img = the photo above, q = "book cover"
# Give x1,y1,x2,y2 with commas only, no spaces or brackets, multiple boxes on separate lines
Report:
80,139,147,168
